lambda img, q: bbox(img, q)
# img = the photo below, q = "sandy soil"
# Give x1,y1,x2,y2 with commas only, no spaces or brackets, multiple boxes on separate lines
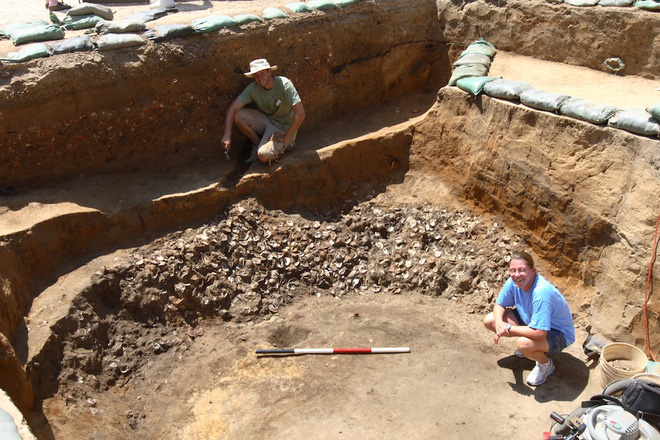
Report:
489,52,660,110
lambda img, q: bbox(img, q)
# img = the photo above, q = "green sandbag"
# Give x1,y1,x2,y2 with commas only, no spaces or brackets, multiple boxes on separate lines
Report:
483,78,533,100
453,53,491,67
144,24,195,41
559,98,620,125
448,63,488,86
96,18,147,34
609,108,660,137
635,0,660,9
285,2,314,13
455,76,498,96
469,37,495,49
61,14,105,30
67,3,114,20
191,15,238,32
519,89,570,113
335,0,361,5
263,7,288,19
1,43,50,62
9,23,64,45
1,21,47,40
308,0,338,10
233,14,263,25
462,38,497,59
0,21,48,38
95,33,144,51
647,103,660,121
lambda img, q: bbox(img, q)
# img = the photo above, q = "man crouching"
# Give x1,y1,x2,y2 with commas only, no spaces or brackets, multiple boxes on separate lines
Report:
483,252,575,386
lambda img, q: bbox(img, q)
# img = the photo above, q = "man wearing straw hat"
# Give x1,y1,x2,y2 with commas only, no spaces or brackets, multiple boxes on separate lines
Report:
483,251,575,386
221,58,306,164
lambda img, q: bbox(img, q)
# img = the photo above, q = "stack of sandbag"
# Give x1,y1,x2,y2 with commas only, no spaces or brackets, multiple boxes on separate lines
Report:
50,3,114,30
455,75,660,137
93,6,148,51
284,0,360,13
448,38,497,87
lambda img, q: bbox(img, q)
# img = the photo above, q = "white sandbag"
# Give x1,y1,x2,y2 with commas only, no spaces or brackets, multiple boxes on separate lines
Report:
95,33,145,51
520,89,570,113
564,0,599,5
559,98,620,124
599,0,634,6
608,108,660,136
483,79,533,100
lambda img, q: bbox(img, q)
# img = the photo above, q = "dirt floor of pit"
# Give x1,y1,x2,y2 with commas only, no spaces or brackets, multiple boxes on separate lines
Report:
35,292,603,440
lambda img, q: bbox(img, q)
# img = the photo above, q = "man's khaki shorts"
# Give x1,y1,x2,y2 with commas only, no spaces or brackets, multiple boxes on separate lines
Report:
237,108,297,161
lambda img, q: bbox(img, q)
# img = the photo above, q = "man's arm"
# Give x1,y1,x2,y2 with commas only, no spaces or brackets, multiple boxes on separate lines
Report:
492,304,509,343
507,325,547,341
492,303,547,343
221,98,247,151
272,102,305,145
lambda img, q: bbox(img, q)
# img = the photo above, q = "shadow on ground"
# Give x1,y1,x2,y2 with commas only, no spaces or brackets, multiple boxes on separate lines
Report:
497,352,593,402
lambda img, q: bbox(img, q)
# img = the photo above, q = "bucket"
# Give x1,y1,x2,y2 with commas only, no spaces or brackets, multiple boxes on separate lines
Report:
599,343,648,388
632,372,660,385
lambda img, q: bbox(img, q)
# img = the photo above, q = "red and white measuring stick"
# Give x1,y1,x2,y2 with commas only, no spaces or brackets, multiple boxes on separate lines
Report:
255,347,410,354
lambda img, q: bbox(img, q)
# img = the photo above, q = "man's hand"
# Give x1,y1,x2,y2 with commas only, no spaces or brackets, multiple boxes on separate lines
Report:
270,132,286,144
493,321,511,344
221,134,231,151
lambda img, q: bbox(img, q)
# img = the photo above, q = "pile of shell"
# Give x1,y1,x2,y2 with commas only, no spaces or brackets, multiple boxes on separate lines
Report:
118,197,522,321
54,197,524,397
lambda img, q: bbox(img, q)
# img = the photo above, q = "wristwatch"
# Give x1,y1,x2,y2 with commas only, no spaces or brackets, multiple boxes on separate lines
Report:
506,323,512,332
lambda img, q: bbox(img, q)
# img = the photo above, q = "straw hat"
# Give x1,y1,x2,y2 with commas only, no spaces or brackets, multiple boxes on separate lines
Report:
244,59,278,77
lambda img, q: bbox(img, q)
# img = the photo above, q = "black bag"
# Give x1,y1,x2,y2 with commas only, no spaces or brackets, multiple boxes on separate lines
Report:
621,379,660,428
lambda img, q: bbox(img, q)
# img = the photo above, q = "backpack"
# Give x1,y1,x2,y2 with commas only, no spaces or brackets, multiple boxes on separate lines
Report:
589,378,660,430
620,379,660,429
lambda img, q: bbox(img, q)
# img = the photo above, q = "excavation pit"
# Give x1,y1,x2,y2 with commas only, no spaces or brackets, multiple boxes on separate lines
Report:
1,0,660,438
22,197,598,439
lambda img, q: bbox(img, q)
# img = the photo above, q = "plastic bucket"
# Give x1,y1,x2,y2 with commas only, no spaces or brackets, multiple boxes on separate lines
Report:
599,343,648,388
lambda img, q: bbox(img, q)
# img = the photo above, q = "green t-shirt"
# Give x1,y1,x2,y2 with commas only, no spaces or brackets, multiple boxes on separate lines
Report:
238,76,301,127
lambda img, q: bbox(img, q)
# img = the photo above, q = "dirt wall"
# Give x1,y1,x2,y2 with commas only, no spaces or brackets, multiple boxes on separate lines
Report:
0,0,446,190
438,0,660,80
412,87,660,349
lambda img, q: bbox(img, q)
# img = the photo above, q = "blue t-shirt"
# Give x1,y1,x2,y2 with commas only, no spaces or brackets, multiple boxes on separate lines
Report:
496,274,575,346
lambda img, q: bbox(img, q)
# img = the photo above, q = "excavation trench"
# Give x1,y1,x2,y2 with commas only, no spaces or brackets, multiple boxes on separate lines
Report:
12,85,660,438
1,0,660,438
